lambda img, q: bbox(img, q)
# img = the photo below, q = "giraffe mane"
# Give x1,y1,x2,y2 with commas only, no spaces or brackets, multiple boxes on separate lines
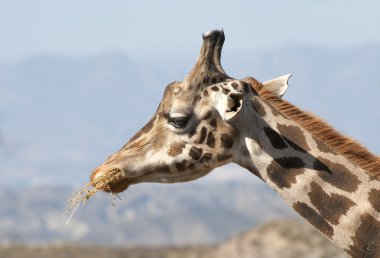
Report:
245,77,380,178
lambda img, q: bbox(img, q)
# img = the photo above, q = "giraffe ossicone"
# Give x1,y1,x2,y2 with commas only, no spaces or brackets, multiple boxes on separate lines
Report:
90,30,380,257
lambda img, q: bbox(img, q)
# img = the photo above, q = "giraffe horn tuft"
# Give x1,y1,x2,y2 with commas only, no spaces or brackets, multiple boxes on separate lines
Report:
185,30,230,87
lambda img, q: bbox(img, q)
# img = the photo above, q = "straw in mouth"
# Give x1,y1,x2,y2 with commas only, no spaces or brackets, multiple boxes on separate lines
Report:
66,168,123,214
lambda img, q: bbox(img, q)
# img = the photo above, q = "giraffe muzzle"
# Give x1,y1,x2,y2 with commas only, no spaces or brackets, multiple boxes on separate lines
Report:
90,167,129,193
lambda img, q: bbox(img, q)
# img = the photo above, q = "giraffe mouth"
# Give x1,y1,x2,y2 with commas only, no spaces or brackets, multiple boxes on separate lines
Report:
90,168,131,193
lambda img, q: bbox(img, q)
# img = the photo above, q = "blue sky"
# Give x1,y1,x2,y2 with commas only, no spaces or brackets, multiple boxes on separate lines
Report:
1,0,380,59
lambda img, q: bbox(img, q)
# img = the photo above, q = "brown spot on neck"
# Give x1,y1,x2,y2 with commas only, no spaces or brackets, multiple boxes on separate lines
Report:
368,188,380,212
347,213,380,257
313,136,332,153
267,157,306,189
316,157,361,193
264,126,288,150
293,202,334,239
277,124,310,152
308,182,355,225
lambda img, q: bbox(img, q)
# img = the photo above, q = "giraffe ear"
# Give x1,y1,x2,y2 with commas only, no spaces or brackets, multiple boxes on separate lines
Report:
262,74,292,98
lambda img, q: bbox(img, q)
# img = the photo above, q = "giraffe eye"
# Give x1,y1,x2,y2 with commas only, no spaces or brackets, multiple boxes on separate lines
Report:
168,116,189,129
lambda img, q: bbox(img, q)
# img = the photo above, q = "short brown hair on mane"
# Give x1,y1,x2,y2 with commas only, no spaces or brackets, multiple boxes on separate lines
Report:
245,77,380,178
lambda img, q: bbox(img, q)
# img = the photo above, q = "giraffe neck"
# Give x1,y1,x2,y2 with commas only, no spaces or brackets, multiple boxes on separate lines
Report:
233,93,380,257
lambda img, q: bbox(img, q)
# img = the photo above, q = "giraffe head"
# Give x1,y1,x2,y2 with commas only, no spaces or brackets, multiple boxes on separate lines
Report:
90,30,290,193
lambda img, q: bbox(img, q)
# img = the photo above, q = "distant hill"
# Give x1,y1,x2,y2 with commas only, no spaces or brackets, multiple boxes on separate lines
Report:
0,182,295,246
0,46,379,186
0,220,347,258
203,219,347,258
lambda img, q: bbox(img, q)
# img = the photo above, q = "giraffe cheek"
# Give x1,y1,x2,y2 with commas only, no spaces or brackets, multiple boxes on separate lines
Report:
167,142,186,157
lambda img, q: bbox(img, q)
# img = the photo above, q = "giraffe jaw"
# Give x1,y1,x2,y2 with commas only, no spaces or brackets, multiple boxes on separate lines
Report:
90,165,214,193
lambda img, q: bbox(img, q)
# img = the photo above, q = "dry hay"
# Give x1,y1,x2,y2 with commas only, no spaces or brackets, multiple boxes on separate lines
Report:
65,169,122,224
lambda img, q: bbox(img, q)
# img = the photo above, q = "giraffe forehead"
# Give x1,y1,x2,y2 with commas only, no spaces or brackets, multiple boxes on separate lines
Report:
160,82,195,113
159,79,250,118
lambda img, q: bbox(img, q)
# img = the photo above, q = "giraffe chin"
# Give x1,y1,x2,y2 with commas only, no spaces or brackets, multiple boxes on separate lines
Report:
102,179,130,193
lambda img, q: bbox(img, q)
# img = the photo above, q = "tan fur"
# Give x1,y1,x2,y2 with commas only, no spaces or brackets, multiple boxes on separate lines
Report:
245,77,380,178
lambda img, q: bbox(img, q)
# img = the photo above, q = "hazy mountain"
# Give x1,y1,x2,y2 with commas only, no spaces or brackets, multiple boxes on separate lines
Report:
0,46,379,186
0,220,347,258
0,182,295,246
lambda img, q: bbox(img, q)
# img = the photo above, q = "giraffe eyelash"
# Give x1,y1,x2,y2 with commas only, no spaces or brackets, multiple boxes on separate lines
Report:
168,116,190,129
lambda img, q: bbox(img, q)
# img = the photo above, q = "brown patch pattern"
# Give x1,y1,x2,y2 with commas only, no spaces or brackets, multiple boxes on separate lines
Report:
316,157,360,193
210,119,217,128
267,157,306,189
206,132,215,148
264,127,288,150
368,188,380,212
347,213,380,257
293,202,334,239
175,160,187,170
189,147,203,160
220,134,234,149
245,77,380,178
277,124,310,152
313,158,331,172
211,86,219,91
200,153,213,167
221,87,230,94
308,182,355,225
313,136,332,153
197,127,207,144
167,142,185,157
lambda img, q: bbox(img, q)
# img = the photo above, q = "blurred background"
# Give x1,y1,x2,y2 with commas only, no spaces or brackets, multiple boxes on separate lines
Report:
0,0,379,257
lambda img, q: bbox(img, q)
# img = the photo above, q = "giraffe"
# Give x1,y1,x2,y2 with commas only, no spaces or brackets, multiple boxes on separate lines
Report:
90,30,380,257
